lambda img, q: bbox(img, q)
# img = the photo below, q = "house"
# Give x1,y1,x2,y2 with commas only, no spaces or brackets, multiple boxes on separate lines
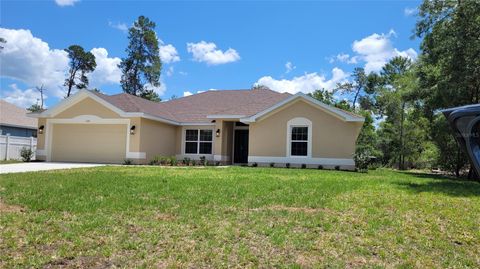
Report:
30,88,364,169
0,99,38,137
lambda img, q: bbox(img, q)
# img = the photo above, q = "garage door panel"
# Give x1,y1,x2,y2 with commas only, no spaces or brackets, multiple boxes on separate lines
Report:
52,124,127,163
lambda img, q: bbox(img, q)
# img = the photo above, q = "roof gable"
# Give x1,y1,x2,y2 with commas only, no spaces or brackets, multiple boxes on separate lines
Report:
240,93,364,123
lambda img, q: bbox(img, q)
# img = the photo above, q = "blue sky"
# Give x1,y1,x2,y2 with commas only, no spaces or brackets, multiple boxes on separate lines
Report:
1,0,421,108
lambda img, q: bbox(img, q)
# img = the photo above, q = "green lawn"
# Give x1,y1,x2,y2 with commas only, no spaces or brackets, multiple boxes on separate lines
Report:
1,167,479,268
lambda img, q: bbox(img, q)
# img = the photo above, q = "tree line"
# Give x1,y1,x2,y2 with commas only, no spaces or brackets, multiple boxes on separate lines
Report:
306,1,480,178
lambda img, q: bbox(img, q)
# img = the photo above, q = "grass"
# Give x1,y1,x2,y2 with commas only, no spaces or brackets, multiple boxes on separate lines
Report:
1,167,479,268
0,159,22,165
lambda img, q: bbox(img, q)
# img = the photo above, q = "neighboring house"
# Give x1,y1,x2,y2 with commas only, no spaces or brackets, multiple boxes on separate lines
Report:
0,99,38,137
30,89,364,169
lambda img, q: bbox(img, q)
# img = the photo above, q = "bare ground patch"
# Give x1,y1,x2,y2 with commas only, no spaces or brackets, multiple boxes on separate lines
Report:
0,199,25,213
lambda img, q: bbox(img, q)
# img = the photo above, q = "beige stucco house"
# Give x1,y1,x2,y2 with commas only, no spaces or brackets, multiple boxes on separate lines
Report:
30,88,364,169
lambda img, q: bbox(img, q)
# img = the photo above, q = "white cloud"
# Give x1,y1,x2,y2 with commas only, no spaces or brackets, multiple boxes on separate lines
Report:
404,7,417,16
183,91,193,97
285,61,296,73
159,42,180,64
55,0,79,7
0,28,69,98
108,21,128,33
144,81,167,97
187,41,240,65
88,48,122,87
0,27,123,101
329,53,358,64
178,71,188,76
1,84,46,108
166,66,174,77
351,30,417,73
255,68,348,94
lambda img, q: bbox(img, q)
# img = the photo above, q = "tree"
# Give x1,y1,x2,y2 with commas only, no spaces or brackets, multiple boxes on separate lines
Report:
27,103,43,113
35,85,46,110
119,16,162,101
307,89,335,106
64,45,96,97
373,57,420,169
140,89,161,102
414,0,479,176
335,68,373,111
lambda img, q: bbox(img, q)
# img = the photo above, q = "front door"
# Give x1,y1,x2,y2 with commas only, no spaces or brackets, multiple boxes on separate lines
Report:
234,129,249,164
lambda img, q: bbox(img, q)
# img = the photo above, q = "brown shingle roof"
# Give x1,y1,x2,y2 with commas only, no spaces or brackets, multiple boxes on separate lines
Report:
90,89,363,123
0,99,38,129
92,89,292,123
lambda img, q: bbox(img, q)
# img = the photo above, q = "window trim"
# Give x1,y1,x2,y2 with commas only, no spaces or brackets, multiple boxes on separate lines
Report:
286,117,312,158
183,128,214,155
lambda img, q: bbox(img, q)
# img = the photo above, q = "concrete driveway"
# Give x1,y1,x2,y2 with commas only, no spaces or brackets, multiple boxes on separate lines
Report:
0,162,105,174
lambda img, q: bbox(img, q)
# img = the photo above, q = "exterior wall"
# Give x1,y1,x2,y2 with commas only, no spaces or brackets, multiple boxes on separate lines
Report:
139,118,177,162
35,97,146,163
55,97,120,118
212,120,234,164
36,118,47,160
248,99,363,169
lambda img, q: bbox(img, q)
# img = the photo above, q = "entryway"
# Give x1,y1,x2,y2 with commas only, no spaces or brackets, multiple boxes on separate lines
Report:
233,129,249,164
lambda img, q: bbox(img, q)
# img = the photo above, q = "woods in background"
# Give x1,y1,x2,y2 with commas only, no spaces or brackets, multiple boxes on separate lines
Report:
308,0,480,177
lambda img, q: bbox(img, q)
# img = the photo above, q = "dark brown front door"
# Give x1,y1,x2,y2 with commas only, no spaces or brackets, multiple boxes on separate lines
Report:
234,129,249,164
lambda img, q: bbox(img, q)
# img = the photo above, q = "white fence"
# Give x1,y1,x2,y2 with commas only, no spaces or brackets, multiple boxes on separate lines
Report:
0,135,37,160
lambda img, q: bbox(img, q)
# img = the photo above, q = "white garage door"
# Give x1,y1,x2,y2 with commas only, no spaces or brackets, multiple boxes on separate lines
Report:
51,124,127,163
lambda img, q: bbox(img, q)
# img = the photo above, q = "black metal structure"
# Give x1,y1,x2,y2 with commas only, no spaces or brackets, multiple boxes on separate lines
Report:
442,104,480,178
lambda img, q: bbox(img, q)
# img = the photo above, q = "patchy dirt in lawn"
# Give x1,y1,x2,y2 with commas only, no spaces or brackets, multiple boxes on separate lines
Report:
0,199,24,213
252,205,334,214
43,256,113,269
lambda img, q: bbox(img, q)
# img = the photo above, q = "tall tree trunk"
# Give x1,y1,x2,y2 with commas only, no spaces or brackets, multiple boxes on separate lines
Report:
399,101,406,170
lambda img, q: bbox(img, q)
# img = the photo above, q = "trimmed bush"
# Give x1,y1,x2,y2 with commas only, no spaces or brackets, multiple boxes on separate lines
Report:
169,156,178,166
182,157,191,166
269,162,275,168
251,162,258,167
286,163,291,169
123,159,133,165
335,165,340,171
20,147,34,162
318,165,323,170
199,156,206,166
301,164,307,169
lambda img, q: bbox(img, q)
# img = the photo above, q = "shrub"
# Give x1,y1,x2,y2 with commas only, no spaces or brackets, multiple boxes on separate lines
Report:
318,165,323,170
335,165,340,171
182,157,191,166
123,159,133,165
286,163,290,169
169,156,177,166
20,147,34,162
354,150,371,172
191,160,196,166
215,161,221,166
150,155,161,165
269,162,275,168
251,162,258,167
301,164,307,169
199,156,206,166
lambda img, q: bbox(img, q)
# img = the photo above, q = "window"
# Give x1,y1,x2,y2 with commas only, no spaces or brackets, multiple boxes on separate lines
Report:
184,129,213,154
291,127,308,156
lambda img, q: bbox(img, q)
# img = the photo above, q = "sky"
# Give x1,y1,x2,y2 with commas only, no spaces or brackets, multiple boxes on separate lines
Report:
0,0,421,109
